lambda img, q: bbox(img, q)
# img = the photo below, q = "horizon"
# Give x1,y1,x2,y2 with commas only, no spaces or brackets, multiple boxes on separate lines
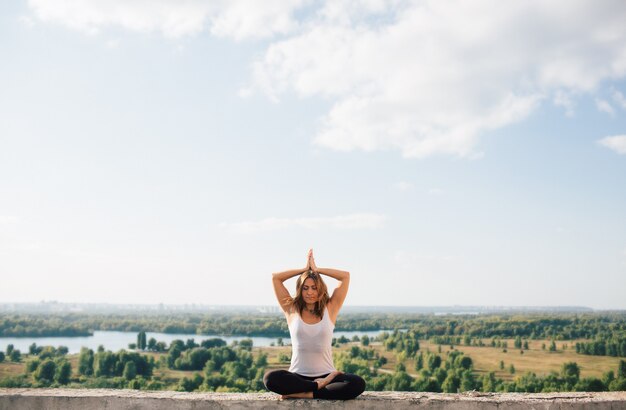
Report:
0,301,611,312
1,1,626,309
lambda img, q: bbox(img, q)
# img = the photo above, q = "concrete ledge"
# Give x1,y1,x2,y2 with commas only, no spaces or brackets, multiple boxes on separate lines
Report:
1,389,625,409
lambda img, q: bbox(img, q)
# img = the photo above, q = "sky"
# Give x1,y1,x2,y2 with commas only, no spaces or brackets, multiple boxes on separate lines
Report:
1,0,626,309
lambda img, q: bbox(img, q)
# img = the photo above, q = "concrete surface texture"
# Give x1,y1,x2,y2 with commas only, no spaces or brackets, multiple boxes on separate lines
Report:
1,389,626,409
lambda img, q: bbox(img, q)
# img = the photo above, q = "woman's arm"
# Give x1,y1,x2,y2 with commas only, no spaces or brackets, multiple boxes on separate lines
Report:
315,267,350,282
272,252,311,313
310,252,350,313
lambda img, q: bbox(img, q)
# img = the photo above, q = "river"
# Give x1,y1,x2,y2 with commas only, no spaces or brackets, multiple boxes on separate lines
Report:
0,329,390,354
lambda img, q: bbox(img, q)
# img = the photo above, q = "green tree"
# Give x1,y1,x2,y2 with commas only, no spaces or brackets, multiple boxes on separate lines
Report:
167,345,182,368
618,360,626,379
420,377,442,392
609,378,626,391
482,372,498,392
34,359,56,383
221,361,247,381
78,348,94,376
6,344,14,357
26,358,40,373
561,361,580,387
187,348,211,370
123,361,137,381
455,355,473,370
415,352,424,370
203,360,216,373
255,353,268,367
460,370,476,391
94,351,115,377
390,371,413,391
137,331,147,350
238,339,253,351
9,349,21,362
433,368,447,384
575,377,605,392
428,354,442,370
509,364,516,374
442,373,460,393
361,335,370,346
56,361,71,385
549,340,557,352
178,373,204,392
0,352,4,363
29,343,39,355
602,370,615,387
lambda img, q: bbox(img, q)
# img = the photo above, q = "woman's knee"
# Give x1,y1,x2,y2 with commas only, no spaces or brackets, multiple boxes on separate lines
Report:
263,369,287,392
345,374,366,397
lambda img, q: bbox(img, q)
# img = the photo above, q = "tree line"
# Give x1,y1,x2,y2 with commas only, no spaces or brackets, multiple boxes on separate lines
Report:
576,338,626,358
3,312,625,340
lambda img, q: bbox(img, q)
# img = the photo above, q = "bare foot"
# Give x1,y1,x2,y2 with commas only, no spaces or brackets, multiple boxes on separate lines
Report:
314,370,344,389
280,392,313,399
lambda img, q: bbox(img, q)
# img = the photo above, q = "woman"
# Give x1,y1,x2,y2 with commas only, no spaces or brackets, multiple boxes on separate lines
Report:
263,249,366,400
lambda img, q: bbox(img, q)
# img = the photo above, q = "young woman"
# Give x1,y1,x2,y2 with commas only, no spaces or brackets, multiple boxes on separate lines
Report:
263,249,366,400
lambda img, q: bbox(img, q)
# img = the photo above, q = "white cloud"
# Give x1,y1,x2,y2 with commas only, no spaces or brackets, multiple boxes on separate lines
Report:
553,91,576,117
250,0,626,158
27,1,626,159
596,99,615,116
222,212,387,233
428,188,444,196
598,135,626,154
27,0,307,39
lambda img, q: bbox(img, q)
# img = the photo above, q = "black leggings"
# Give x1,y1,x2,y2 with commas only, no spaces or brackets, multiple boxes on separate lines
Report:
263,369,365,400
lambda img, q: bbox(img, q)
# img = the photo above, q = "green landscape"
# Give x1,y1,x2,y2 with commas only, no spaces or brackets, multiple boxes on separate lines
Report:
1,312,626,393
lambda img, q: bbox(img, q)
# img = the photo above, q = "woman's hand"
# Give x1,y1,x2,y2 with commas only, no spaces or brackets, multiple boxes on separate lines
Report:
305,249,313,271
309,249,318,272
314,370,343,389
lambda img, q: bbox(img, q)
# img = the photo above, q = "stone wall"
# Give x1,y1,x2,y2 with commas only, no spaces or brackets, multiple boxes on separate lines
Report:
1,389,625,409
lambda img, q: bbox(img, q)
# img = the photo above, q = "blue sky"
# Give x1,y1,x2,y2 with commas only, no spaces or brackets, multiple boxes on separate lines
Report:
1,0,626,308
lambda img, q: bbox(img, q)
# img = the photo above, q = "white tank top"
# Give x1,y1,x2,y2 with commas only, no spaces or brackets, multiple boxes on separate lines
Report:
288,307,336,377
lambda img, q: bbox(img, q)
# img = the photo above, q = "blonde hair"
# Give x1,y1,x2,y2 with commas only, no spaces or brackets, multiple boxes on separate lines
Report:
284,270,330,317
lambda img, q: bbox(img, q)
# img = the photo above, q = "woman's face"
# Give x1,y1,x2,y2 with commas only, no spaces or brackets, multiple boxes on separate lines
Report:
302,277,319,304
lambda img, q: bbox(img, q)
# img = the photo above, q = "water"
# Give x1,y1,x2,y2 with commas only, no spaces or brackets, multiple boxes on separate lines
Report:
0,329,387,354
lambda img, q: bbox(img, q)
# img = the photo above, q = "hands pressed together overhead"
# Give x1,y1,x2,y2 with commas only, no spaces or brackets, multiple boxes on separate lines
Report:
306,248,318,272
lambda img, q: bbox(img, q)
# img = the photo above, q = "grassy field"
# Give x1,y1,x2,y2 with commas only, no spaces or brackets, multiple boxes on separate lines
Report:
1,338,622,386
258,338,623,381
416,339,622,380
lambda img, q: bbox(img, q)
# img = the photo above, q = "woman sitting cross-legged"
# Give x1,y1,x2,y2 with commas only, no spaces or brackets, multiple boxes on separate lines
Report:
263,249,366,400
